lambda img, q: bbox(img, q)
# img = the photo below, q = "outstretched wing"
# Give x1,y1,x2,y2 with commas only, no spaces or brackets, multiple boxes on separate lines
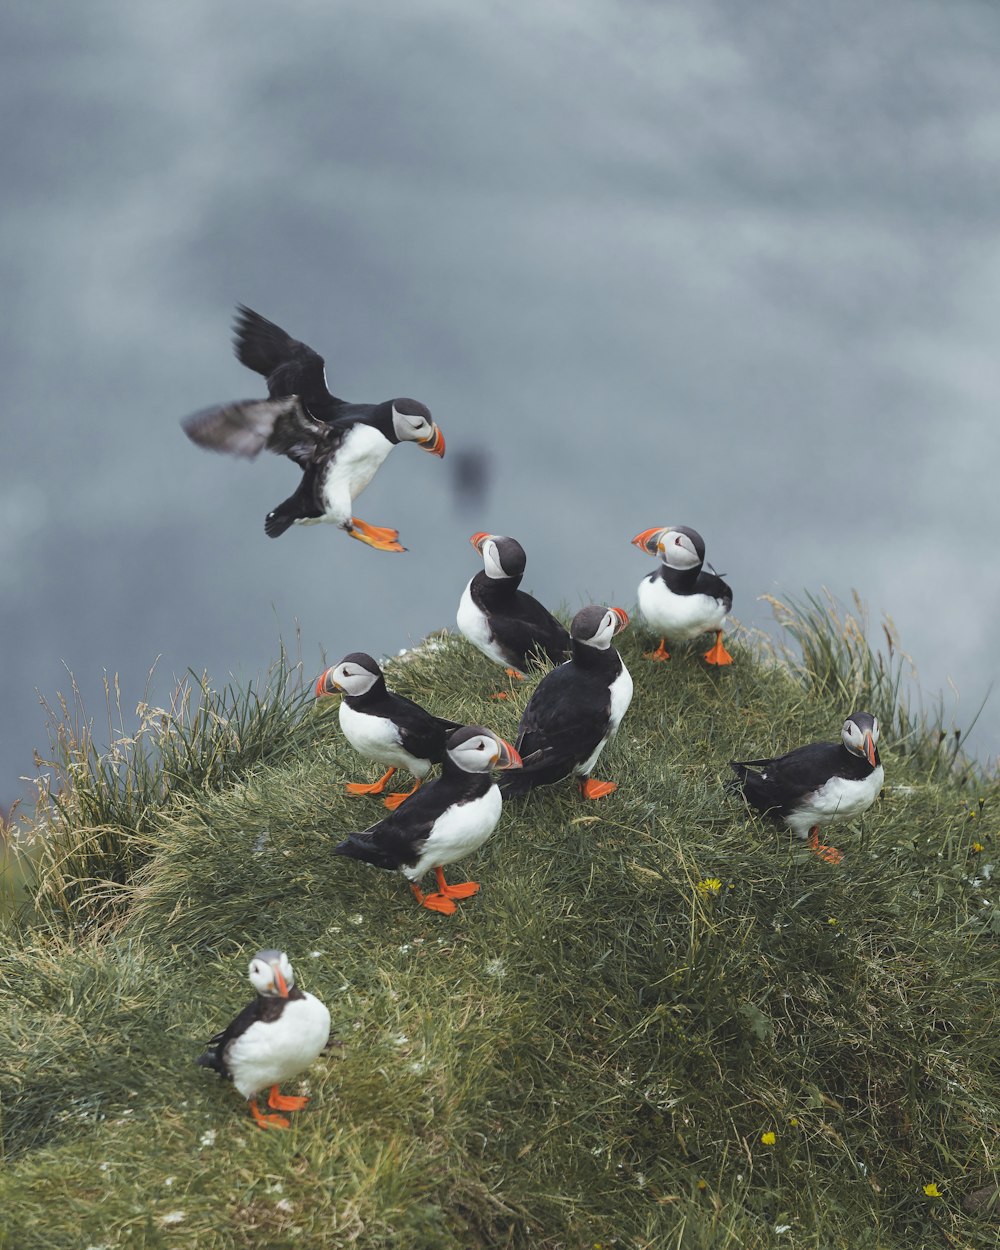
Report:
233,305,343,405
181,396,345,469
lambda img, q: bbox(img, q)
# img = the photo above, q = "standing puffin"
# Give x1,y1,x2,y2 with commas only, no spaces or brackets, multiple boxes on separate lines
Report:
196,949,331,1130
333,725,522,914
456,532,570,695
316,652,463,809
728,712,883,864
181,305,445,549
499,605,633,800
631,525,734,665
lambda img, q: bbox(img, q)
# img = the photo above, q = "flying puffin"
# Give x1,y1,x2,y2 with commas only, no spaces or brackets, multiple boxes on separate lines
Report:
333,725,522,914
196,949,331,1130
456,532,570,696
181,305,445,550
631,525,734,665
728,711,883,864
316,652,463,809
499,604,633,800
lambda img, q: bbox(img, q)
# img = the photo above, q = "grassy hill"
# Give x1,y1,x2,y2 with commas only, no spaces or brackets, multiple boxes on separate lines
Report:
1,596,997,1250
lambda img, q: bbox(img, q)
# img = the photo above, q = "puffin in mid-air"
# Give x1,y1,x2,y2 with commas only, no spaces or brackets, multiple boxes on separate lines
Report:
456,532,570,696
631,525,734,665
333,725,521,914
181,305,445,550
499,604,633,800
196,949,331,1130
728,711,883,864
316,652,463,809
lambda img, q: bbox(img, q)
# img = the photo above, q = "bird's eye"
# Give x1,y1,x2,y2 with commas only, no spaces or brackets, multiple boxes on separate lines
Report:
476,741,485,750
674,536,682,545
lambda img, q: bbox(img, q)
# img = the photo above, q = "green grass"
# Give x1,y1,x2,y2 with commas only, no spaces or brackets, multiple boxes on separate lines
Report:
1,598,998,1249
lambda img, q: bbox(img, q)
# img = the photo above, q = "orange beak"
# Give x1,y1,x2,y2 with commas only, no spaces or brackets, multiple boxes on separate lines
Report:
273,967,289,998
469,531,492,553
315,668,340,698
631,527,666,555
420,424,446,457
611,607,629,633
864,733,877,768
493,738,523,769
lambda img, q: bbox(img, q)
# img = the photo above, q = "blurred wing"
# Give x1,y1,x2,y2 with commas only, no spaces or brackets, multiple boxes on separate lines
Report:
233,305,342,405
182,396,342,469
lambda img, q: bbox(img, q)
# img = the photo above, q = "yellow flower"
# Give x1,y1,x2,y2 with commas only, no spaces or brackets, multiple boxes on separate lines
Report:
922,1182,942,1198
971,842,984,853
696,1178,708,1190
760,1131,776,1146
788,1117,799,1127
827,917,838,926
697,877,722,896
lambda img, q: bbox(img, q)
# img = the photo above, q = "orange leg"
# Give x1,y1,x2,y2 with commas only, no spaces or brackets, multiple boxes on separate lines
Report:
579,778,618,800
808,827,844,866
644,638,671,662
409,882,457,915
433,865,480,900
345,767,396,797
383,778,422,811
268,1085,309,1112
248,1097,290,1130
490,668,525,700
348,517,406,553
703,630,734,666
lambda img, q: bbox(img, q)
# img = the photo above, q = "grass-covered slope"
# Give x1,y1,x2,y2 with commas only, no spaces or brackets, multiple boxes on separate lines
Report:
1,601,998,1250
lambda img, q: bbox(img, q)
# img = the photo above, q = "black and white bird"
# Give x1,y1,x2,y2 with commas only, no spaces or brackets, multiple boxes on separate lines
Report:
196,949,331,1130
181,305,445,549
456,532,570,694
333,725,522,914
729,712,884,864
632,525,734,665
316,652,463,810
499,605,633,800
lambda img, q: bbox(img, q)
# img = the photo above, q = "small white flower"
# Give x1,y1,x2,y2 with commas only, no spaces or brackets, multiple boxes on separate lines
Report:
409,1060,426,1074
349,914,364,925
310,950,323,958
775,1225,792,1234
164,1177,176,1188
275,1199,294,1213
158,1211,186,1227
399,944,411,953
391,1034,409,1046
485,957,505,979
199,1129,217,1148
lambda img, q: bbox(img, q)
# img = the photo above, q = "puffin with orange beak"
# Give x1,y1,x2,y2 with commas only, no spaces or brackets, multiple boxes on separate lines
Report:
316,652,462,810
499,605,633,800
196,949,331,1130
729,712,883,864
333,725,522,914
456,532,570,695
181,305,444,550
631,525,734,665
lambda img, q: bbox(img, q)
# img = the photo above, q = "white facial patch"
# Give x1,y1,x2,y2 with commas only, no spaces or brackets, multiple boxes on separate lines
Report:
660,530,702,571
392,404,430,442
482,541,508,580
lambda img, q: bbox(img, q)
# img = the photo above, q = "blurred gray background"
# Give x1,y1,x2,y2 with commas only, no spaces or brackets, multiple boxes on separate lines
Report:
2,0,999,808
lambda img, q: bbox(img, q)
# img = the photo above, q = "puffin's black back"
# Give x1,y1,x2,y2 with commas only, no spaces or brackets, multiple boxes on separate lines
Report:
344,678,463,766
729,739,879,823
469,572,570,670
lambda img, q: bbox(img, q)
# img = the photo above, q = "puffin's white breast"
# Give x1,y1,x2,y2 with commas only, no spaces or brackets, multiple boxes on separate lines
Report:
637,575,728,642
227,992,331,1099
338,701,430,776
405,784,503,882
457,580,512,667
320,424,394,524
785,765,884,839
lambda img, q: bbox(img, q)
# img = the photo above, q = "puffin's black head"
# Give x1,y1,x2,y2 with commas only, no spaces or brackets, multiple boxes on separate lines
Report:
316,652,384,698
388,398,445,457
248,949,294,998
469,532,527,580
842,711,880,767
631,525,706,570
444,725,522,772
570,605,629,650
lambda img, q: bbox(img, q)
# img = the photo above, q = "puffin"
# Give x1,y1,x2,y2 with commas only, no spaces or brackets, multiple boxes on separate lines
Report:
316,652,463,810
181,305,445,549
498,604,633,800
728,711,883,864
631,525,734,665
333,725,522,914
196,949,331,1130
456,532,570,696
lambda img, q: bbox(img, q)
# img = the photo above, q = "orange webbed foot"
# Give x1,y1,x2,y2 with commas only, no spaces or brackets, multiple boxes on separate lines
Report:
489,690,510,700
434,867,480,899
579,778,618,800
807,829,844,866
383,780,422,811
703,631,734,666
345,767,396,797
644,639,671,662
505,668,526,681
348,518,406,552
249,1097,290,1130
268,1087,309,1112
410,884,457,915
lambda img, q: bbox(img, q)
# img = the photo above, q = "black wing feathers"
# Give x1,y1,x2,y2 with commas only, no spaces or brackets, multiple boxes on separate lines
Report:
233,305,340,404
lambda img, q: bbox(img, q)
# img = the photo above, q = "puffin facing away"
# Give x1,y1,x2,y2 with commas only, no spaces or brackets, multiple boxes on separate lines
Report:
333,725,522,914
316,652,463,809
499,605,633,800
181,306,445,550
729,712,883,864
632,525,734,665
196,949,331,1130
456,532,570,695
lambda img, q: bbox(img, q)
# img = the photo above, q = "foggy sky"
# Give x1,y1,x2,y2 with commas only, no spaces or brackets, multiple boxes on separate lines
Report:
3,0,1000,805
